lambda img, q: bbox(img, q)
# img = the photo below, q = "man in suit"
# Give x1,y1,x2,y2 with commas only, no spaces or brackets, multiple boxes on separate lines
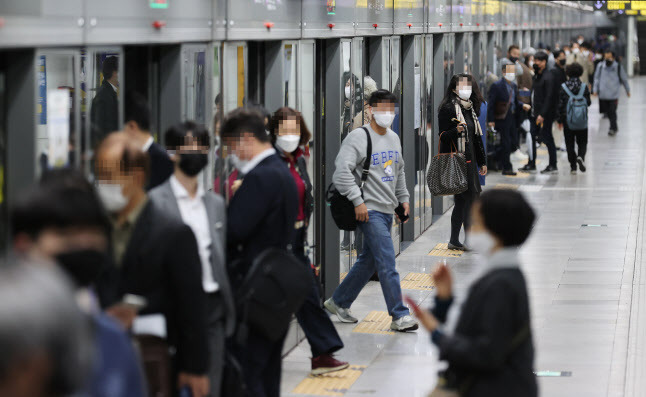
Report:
488,59,531,176
91,56,120,148
94,132,210,397
221,108,298,397
124,91,174,190
149,121,235,397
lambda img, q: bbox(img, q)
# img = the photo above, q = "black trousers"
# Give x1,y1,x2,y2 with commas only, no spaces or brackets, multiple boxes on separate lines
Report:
293,227,344,358
527,116,557,167
599,99,618,131
450,190,476,244
234,330,285,397
207,294,226,397
564,126,588,169
495,115,515,171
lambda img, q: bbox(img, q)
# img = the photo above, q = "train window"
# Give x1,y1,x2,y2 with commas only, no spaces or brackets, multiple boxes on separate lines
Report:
464,33,473,74
390,36,401,254
223,43,247,113
351,37,364,129
414,36,423,238
0,65,5,252
424,35,433,230
36,51,80,177
284,44,297,108
184,47,207,126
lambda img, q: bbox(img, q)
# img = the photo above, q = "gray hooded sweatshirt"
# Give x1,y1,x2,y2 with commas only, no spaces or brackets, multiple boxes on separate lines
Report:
333,125,409,214
593,60,630,100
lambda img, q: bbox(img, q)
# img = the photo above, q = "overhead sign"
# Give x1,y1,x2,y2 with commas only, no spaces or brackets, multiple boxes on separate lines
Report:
149,0,169,9
597,0,646,11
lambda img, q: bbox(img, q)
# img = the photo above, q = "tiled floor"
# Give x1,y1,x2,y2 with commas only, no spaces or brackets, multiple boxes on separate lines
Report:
282,76,646,397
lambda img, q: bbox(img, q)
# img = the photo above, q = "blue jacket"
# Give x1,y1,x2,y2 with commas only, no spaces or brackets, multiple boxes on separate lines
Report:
487,78,524,123
593,60,630,100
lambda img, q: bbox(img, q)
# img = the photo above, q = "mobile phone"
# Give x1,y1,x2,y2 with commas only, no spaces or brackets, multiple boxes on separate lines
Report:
404,296,423,316
121,294,147,311
395,203,410,223
179,386,192,397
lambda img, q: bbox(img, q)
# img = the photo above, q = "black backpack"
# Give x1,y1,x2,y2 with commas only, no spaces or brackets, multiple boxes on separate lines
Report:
326,127,372,231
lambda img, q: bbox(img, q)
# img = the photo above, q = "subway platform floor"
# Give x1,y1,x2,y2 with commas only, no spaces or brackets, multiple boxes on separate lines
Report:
281,77,646,397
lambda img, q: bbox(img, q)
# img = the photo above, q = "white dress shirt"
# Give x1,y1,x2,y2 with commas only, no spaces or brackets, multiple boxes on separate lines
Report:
141,136,154,152
240,147,276,175
169,175,219,293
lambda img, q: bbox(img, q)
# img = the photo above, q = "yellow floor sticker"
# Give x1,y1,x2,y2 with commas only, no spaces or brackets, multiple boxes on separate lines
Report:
400,272,435,290
292,365,367,396
428,243,463,257
352,311,395,335
503,171,530,179
340,272,348,282
494,183,519,190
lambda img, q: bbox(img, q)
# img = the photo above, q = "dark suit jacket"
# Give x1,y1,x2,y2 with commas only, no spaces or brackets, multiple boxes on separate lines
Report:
531,68,557,119
96,201,209,374
226,153,299,289
487,78,523,123
149,179,236,336
91,80,119,147
146,142,175,191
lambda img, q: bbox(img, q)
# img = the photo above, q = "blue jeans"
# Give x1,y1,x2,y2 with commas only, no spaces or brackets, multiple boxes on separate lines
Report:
332,211,409,320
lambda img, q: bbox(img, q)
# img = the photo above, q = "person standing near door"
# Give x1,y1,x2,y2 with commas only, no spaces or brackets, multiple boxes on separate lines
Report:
91,56,120,148
324,89,417,332
593,50,630,136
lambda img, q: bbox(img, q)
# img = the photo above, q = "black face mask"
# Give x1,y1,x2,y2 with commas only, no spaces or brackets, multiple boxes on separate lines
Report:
605,59,614,67
533,64,541,73
559,59,566,66
509,56,518,63
179,153,208,176
55,249,107,288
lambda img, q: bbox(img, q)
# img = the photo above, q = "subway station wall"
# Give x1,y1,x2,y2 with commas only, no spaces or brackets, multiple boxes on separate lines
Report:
0,1,594,48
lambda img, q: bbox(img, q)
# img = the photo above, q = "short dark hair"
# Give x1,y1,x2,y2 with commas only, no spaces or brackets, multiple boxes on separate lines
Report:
604,50,616,58
565,62,584,78
508,45,520,53
248,103,271,125
12,169,111,239
368,89,397,107
102,56,118,80
534,51,549,62
581,41,591,49
477,189,535,247
553,49,565,59
165,121,210,151
267,107,312,147
125,91,151,131
220,108,270,143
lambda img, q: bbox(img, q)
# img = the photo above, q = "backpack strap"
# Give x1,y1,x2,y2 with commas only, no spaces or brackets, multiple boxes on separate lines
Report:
561,82,575,98
576,83,586,98
360,127,372,188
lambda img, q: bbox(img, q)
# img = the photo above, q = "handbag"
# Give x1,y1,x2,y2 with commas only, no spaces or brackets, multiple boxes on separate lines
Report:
427,134,468,196
326,127,372,231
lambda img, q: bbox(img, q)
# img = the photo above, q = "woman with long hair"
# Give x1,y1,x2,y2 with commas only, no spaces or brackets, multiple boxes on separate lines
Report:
438,74,487,250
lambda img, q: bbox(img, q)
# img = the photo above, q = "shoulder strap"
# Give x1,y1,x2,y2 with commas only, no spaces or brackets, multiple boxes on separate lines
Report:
561,82,575,98
576,83,586,98
360,127,372,188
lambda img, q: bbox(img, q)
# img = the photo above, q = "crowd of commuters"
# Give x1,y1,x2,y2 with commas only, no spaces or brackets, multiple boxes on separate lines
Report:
0,31,631,397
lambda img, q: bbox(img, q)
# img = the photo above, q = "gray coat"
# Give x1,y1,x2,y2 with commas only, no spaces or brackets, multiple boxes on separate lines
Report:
149,179,236,337
593,60,630,100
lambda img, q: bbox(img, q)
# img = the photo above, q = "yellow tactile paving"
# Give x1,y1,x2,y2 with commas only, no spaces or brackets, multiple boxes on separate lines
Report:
503,171,530,179
400,272,435,290
352,311,395,335
428,243,463,257
494,183,519,190
292,365,367,396
340,272,348,282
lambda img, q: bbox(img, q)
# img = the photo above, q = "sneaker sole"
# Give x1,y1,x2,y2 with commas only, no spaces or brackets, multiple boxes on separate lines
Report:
391,323,419,332
324,301,358,323
311,363,350,376
577,159,586,172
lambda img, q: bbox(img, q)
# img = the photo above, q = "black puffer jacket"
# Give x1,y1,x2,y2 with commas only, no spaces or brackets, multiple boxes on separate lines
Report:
557,77,591,125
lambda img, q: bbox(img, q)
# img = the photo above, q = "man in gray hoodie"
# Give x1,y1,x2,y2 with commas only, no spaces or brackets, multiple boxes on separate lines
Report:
324,89,418,332
593,50,630,136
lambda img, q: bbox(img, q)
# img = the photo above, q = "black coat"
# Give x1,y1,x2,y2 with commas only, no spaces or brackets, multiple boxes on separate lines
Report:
487,79,524,123
91,80,119,147
96,201,209,375
557,78,591,125
433,269,537,397
146,142,174,191
227,154,299,289
531,68,557,119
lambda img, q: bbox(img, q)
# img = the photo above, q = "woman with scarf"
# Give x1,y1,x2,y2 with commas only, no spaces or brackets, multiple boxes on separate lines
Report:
411,189,538,397
437,74,487,251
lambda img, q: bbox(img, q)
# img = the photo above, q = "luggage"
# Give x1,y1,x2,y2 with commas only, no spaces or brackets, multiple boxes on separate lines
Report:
326,127,372,231
427,135,468,197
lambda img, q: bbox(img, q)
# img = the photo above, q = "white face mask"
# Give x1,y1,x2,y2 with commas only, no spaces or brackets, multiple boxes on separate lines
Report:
594,53,603,60
565,50,571,56
344,86,351,99
457,87,472,101
96,182,128,213
467,231,496,256
573,48,580,54
275,135,300,154
504,73,516,82
229,154,248,171
528,61,534,68
582,50,590,57
372,111,396,128
578,39,584,45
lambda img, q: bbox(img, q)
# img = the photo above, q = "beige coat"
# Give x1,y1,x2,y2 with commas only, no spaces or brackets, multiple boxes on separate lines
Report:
351,104,372,131
566,53,594,85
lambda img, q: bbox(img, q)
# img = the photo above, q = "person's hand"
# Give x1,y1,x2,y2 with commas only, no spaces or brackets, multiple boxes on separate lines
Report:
106,304,138,330
627,92,631,98
592,92,598,97
414,307,440,333
432,262,453,299
231,179,243,196
479,165,488,176
487,122,495,129
178,373,209,397
456,124,465,133
522,104,531,112
536,115,544,125
355,203,369,223
402,202,410,224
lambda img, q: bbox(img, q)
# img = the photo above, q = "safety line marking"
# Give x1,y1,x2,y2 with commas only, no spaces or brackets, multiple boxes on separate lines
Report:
352,311,395,335
291,365,367,396
494,183,519,190
400,272,435,290
428,243,463,257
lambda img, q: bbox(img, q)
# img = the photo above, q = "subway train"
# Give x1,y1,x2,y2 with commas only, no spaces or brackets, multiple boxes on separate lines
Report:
0,0,596,353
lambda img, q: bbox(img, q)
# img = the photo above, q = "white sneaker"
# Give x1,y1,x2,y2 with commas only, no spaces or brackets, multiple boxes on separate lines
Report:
511,150,528,161
324,298,358,323
390,315,419,332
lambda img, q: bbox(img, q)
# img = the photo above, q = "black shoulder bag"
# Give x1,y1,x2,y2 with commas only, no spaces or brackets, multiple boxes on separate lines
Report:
326,127,372,231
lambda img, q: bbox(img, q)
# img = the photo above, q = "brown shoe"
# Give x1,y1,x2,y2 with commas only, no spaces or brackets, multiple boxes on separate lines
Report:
311,354,349,375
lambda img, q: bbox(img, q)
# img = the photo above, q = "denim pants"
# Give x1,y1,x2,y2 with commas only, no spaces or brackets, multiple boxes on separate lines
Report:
332,210,409,320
